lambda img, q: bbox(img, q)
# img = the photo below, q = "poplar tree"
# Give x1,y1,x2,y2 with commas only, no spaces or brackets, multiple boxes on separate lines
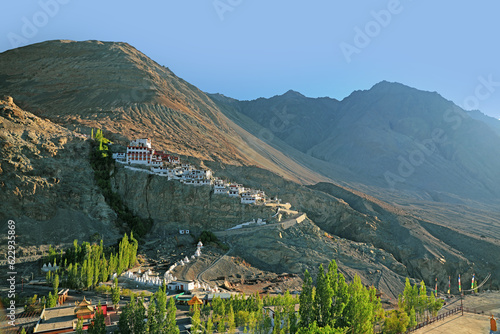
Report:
155,285,168,331
147,295,159,334
206,316,214,334
418,281,428,321
75,318,84,334
112,277,120,310
53,274,59,294
88,303,106,334
191,304,201,334
119,294,134,334
299,270,315,328
129,232,138,267
315,264,333,327
227,305,236,334
166,297,180,334
344,275,374,334
134,298,147,334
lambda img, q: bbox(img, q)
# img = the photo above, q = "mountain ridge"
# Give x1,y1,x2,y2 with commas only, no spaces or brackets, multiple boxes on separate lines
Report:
0,39,327,184
222,80,500,205
2,40,500,292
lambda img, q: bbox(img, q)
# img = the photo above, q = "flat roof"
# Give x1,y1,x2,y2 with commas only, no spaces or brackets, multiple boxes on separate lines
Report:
205,293,232,299
34,306,76,333
169,280,194,284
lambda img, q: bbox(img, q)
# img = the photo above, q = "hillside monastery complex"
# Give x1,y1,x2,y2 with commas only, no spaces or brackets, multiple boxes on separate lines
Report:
112,138,267,205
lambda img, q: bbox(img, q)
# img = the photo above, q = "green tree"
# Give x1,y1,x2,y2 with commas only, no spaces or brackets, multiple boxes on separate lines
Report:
315,264,333,327
227,305,236,334
418,280,428,321
88,303,106,334
343,275,375,334
408,307,417,328
155,285,168,331
297,321,347,334
299,270,315,328
129,232,138,268
191,304,201,334
134,297,147,334
75,318,84,334
119,297,133,334
262,311,273,334
383,309,409,334
53,273,60,293
147,294,159,333
217,316,225,334
112,277,120,310
166,297,180,334
206,316,214,334
47,291,57,308
327,260,349,328
428,292,443,317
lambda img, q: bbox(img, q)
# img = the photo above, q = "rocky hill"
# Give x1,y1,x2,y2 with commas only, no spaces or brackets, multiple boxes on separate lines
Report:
0,97,411,297
206,164,500,290
0,40,324,185
1,40,499,296
0,96,120,251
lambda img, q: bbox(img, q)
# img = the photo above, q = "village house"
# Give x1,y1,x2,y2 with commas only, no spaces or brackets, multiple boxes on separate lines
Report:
213,179,229,194
112,152,126,161
167,280,195,292
228,183,244,197
183,168,212,180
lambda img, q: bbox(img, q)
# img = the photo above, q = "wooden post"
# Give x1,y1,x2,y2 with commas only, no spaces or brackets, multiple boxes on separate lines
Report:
460,293,463,316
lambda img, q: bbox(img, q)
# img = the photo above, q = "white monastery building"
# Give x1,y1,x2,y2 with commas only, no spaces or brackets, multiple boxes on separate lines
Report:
115,138,274,205
127,138,154,165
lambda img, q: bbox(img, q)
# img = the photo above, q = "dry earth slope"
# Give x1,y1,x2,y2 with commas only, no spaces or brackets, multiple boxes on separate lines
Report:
0,39,326,185
0,96,121,252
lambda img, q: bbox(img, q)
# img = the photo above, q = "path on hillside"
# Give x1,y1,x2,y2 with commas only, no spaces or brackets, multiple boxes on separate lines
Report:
215,213,307,238
195,249,232,286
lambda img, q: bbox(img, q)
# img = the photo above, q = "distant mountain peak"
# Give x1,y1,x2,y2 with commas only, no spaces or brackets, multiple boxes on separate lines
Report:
370,80,415,92
282,90,305,98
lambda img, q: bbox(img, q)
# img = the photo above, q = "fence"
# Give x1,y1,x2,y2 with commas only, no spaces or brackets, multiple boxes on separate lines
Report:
405,307,462,333
463,307,487,315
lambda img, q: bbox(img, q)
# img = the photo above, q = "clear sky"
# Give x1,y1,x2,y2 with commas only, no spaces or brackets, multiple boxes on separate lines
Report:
2,0,500,118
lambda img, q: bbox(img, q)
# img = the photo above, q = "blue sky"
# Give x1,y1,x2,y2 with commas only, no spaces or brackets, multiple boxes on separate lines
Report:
2,0,500,118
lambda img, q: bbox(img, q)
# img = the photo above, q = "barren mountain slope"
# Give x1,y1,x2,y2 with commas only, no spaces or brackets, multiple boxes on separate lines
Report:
0,40,325,184
225,82,500,205
0,97,120,250
204,164,499,290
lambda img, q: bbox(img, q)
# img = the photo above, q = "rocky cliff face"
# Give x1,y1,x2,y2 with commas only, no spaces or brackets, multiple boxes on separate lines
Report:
205,164,499,290
219,216,408,299
0,97,120,251
111,166,278,233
